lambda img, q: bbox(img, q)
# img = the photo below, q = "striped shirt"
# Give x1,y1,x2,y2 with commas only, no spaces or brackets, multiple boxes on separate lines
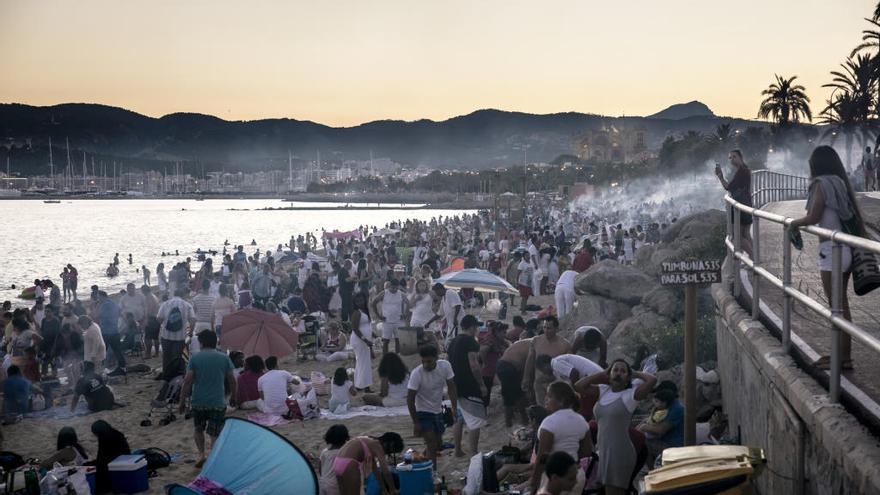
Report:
191,293,216,323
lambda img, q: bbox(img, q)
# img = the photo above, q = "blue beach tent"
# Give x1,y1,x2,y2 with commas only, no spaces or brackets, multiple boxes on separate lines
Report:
166,417,318,494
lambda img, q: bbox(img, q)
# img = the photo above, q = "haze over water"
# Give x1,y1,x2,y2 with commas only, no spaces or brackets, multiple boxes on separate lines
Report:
0,199,470,302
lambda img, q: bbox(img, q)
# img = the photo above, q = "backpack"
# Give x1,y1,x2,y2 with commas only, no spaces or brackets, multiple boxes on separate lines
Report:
165,306,184,332
0,451,24,472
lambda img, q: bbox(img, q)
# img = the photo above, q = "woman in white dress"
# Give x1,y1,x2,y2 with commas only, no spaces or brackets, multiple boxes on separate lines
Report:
408,279,437,344
349,292,374,392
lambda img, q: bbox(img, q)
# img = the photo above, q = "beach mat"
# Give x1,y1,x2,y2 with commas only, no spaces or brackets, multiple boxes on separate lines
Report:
320,405,409,420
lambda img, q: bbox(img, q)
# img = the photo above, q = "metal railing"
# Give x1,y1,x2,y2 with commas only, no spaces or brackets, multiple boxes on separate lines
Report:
750,169,811,208
725,174,880,403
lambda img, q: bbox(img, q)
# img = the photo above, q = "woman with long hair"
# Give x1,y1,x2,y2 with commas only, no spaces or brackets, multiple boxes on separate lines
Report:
576,360,656,495
39,426,89,469
88,420,131,494
356,258,371,295
791,145,868,369
350,292,374,392
363,352,409,407
529,381,592,495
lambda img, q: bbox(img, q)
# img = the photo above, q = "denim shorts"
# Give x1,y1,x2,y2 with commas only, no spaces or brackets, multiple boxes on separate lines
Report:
416,411,446,434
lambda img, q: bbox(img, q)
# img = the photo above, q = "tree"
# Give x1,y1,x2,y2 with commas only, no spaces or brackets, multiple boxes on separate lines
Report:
819,91,876,170
757,75,813,128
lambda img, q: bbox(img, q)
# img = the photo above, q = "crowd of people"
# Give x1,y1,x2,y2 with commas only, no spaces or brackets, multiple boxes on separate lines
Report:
0,181,704,494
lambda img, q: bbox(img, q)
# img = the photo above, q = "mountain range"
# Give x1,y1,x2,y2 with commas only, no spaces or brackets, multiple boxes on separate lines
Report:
0,101,767,173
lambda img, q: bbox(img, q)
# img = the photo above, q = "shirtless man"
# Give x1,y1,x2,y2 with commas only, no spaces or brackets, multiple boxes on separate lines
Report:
496,337,532,426
522,315,571,405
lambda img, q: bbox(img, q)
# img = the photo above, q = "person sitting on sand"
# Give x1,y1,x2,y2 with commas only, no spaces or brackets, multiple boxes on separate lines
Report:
333,433,403,495
257,356,299,416
87,420,130,494
316,321,348,362
3,365,31,418
363,352,409,407
319,424,350,495
236,355,264,410
496,405,548,487
39,426,89,469
70,361,116,413
536,451,580,495
328,367,356,414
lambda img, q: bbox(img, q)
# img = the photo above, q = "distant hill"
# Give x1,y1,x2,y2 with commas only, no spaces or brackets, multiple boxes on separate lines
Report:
648,101,715,120
0,102,762,174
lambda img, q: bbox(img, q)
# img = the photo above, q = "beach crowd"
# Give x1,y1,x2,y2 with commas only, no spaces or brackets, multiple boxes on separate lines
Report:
1,190,699,495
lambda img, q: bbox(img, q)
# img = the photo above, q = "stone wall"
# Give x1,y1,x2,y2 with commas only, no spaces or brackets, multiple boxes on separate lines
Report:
713,280,880,494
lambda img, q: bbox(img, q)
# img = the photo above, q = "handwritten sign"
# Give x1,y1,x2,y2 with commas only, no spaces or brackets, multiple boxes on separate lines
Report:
660,259,722,286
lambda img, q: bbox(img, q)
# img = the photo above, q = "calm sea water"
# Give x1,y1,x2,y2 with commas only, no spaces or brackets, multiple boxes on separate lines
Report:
0,199,470,303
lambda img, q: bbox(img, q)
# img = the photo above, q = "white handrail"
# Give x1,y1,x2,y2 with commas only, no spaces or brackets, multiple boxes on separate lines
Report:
725,175,880,404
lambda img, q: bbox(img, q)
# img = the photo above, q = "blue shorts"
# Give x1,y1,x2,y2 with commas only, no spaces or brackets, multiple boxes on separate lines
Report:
416,411,445,434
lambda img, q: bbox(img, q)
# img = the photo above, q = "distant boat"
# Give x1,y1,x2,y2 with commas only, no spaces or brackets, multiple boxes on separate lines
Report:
43,199,61,204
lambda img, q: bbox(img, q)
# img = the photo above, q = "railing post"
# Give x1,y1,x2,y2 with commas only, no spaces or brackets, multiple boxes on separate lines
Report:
733,204,742,298
829,239,843,403
782,223,792,353
726,201,734,292
752,215,761,319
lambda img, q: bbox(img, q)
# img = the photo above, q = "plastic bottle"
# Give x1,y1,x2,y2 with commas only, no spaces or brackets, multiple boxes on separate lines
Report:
438,476,448,495
24,467,40,494
403,448,414,464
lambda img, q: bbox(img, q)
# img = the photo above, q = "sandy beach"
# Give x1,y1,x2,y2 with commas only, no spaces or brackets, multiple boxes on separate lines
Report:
5,294,556,494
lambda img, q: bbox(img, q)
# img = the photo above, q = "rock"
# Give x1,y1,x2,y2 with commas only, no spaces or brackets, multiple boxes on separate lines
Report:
607,310,674,363
661,209,727,244
561,293,632,338
574,260,660,305
641,286,683,320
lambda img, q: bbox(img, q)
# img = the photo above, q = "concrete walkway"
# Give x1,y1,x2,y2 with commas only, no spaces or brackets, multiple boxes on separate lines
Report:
746,192,880,427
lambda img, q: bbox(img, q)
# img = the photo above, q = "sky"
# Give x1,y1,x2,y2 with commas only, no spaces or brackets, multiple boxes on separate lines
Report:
1,0,876,126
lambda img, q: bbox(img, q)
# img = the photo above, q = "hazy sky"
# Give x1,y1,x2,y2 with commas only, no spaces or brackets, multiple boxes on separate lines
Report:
1,0,876,126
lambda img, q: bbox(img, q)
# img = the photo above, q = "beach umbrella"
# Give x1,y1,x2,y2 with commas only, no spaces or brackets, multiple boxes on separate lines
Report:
220,309,298,359
434,268,518,295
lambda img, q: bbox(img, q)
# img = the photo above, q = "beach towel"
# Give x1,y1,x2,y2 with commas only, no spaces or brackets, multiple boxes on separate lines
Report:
247,411,292,427
319,405,410,420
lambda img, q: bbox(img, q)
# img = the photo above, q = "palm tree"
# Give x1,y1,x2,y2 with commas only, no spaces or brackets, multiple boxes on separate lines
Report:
825,55,876,116
819,90,878,170
712,123,733,144
758,75,812,130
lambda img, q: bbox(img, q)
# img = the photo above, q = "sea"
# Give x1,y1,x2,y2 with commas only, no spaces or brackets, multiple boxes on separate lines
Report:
0,199,473,303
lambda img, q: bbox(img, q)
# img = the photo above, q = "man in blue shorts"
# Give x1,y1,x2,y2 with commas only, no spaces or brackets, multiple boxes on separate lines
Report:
407,344,457,469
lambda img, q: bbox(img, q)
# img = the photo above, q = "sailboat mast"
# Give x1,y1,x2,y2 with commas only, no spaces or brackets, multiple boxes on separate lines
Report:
48,136,54,188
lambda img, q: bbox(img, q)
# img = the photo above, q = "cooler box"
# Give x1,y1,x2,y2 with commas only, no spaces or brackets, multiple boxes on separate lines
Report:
108,454,149,494
396,461,433,495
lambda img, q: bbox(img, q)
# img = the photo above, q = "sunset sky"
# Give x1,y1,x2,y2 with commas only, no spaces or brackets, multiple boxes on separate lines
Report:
1,0,876,126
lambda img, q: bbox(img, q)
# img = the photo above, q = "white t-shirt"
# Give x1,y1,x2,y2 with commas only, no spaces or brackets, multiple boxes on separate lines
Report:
387,375,409,403
597,385,639,413
551,354,603,382
407,360,455,414
538,408,590,460
331,380,352,404
157,297,196,341
517,260,534,286
257,369,295,414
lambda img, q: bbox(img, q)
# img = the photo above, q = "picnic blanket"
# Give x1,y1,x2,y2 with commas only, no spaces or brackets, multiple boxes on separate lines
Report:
320,405,410,420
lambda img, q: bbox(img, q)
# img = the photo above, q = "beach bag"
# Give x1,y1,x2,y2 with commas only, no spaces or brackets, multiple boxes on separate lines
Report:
310,371,330,396
284,398,304,421
581,453,601,494
40,465,91,495
165,306,184,332
851,248,880,296
841,218,880,296
293,388,319,420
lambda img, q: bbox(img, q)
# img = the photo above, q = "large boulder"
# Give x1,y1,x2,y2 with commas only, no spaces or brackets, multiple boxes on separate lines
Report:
607,310,674,363
661,209,727,244
574,260,660,305
561,293,632,338
641,286,683,320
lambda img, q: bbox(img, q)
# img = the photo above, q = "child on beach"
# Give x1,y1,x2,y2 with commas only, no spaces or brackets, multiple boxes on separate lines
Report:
319,424,350,495
328,367,355,414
